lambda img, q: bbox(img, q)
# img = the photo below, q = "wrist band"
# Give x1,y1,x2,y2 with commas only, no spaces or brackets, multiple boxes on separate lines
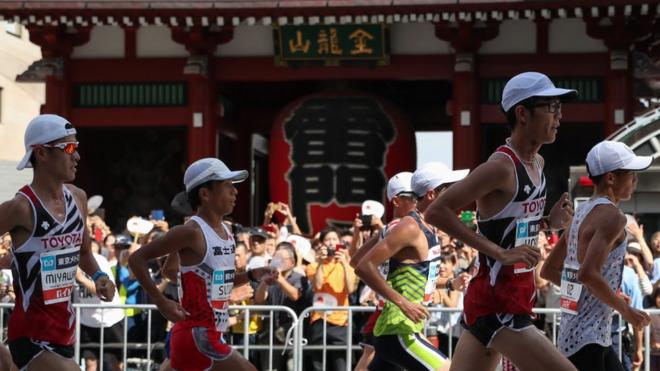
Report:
92,270,109,282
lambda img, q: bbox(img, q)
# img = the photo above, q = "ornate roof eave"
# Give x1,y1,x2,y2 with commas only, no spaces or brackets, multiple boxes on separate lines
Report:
0,1,658,28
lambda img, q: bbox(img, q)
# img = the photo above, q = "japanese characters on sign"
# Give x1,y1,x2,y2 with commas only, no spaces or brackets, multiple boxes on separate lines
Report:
276,24,388,65
269,94,417,234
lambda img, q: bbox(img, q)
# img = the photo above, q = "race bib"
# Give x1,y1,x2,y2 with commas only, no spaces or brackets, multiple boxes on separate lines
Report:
513,216,541,274
560,263,582,315
423,245,442,304
211,269,234,332
375,260,389,309
40,246,80,305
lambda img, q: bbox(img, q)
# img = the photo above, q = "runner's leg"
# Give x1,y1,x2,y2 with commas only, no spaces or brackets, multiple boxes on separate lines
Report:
0,345,17,371
489,327,576,371
26,350,79,371
448,331,501,371
355,345,375,371
210,351,257,371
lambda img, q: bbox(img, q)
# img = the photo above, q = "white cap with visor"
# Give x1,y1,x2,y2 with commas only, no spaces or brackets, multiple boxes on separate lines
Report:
17,114,77,170
412,162,469,198
501,72,577,112
586,141,652,177
386,171,413,201
184,158,248,192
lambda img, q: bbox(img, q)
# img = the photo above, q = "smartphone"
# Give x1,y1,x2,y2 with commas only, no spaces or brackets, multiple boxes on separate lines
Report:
271,209,287,225
150,209,165,221
360,215,373,230
334,244,346,258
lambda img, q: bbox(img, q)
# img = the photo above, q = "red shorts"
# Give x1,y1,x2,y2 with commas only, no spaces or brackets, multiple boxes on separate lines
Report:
170,325,232,371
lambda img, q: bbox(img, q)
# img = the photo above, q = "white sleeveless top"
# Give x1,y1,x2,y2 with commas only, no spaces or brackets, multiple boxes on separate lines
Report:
178,216,236,332
558,197,626,357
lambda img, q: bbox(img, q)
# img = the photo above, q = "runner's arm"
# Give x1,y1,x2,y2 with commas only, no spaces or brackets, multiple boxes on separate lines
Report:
161,252,180,282
128,225,198,304
577,209,630,314
354,218,418,306
425,159,538,266
70,186,102,277
0,197,27,236
349,234,379,268
540,229,569,286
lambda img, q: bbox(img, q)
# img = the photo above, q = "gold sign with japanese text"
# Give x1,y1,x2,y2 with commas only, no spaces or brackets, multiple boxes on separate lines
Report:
275,24,388,65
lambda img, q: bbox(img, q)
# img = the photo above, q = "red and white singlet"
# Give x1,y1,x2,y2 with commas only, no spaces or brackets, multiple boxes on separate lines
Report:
9,185,84,345
463,145,546,325
170,216,236,369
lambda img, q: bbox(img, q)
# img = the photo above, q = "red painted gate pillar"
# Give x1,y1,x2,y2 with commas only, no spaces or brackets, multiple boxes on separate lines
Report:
172,26,233,163
436,22,498,170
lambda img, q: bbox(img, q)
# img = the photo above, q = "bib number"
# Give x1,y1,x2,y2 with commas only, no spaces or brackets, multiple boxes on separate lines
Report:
211,269,234,332
559,264,582,315
423,245,442,304
40,246,80,305
513,216,541,274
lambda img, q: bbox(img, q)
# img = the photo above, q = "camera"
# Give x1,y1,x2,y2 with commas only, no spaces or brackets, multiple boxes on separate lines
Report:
360,215,373,230
326,244,345,258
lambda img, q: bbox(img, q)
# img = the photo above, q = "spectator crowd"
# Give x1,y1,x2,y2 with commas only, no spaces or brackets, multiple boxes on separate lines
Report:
1,194,660,371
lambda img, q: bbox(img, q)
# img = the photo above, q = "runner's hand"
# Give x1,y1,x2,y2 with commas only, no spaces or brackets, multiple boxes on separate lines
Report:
497,244,541,267
95,276,115,302
622,307,650,330
633,347,643,369
230,284,254,302
548,192,573,230
156,297,190,323
452,273,471,291
397,299,429,323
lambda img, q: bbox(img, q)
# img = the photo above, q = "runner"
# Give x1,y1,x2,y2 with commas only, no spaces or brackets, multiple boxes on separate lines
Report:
0,114,115,370
355,162,468,371
350,171,416,371
128,158,277,371
541,140,652,371
424,72,578,371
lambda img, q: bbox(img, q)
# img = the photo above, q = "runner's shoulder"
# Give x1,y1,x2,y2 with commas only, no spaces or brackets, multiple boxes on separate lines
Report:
167,222,205,248
473,154,516,182
64,184,88,208
590,203,626,228
388,216,422,239
0,194,33,226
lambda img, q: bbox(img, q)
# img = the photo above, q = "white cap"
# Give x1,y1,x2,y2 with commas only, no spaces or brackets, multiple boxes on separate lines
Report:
386,172,413,201
184,158,248,192
501,72,577,112
361,200,385,218
284,234,312,262
87,195,103,215
585,141,652,177
17,114,77,170
412,162,469,198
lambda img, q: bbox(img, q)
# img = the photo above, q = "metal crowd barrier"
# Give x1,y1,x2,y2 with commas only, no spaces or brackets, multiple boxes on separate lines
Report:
0,303,658,371
0,303,297,371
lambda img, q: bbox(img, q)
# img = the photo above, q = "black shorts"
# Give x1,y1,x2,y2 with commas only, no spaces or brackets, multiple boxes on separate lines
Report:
8,337,74,370
461,313,534,348
369,333,447,371
568,344,625,371
360,332,374,348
